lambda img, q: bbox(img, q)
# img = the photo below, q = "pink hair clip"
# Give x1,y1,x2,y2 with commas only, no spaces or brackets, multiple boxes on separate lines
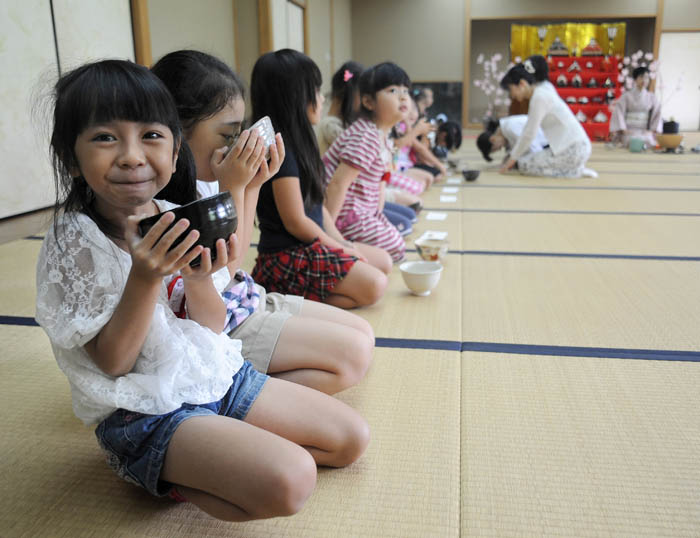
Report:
343,69,353,82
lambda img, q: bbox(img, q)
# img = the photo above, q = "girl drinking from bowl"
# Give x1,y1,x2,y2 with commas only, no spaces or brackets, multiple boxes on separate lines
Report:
323,62,412,263
153,50,374,394
36,59,368,521
250,49,390,308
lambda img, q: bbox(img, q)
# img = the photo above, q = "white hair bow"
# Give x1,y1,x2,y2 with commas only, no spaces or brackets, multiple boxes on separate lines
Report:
524,59,535,74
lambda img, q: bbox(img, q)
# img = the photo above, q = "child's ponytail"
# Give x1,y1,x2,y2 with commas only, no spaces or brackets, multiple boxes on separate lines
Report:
331,61,364,128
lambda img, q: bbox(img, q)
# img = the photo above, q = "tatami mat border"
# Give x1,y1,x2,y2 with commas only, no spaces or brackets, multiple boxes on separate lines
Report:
459,184,700,191
0,315,39,326
375,337,461,351
247,244,700,261
593,170,700,176
587,156,700,164
4,322,698,362
423,207,700,217
377,338,700,361
460,341,700,361
422,207,700,217
405,248,700,261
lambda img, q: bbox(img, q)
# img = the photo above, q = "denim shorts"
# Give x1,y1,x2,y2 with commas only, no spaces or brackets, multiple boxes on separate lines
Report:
95,361,268,497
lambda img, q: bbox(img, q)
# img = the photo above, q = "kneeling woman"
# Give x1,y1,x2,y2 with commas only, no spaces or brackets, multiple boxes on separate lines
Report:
499,55,595,178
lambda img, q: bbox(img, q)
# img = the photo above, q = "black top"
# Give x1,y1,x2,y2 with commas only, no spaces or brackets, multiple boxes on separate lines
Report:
256,147,324,253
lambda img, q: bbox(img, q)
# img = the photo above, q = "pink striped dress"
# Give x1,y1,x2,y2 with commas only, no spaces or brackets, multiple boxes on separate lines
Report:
323,118,406,262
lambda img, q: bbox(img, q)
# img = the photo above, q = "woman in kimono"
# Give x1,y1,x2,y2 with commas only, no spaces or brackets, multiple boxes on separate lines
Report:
610,66,662,147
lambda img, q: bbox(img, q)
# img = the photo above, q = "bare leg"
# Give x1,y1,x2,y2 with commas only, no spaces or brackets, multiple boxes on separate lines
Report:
405,167,433,188
325,260,387,309
161,378,369,521
267,301,374,393
354,242,392,274
386,190,422,208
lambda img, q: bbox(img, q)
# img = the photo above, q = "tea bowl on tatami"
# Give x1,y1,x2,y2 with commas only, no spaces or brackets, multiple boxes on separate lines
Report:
414,237,449,263
138,192,237,267
399,261,443,296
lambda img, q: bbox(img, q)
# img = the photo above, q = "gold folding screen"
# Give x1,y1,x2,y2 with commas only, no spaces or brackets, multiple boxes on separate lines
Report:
510,22,626,60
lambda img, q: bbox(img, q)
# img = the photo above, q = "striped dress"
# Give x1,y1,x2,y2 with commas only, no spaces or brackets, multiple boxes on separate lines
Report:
323,118,406,262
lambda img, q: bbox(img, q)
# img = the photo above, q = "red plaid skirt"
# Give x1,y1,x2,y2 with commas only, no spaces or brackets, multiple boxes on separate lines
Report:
251,239,357,302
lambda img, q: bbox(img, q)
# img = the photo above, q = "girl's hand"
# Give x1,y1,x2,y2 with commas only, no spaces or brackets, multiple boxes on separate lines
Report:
248,133,286,190
436,161,448,180
413,118,434,136
211,129,266,193
340,241,368,263
126,213,203,282
180,233,239,281
500,159,516,174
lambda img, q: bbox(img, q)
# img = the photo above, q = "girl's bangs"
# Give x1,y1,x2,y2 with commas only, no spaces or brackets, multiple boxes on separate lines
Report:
64,63,179,136
370,63,411,92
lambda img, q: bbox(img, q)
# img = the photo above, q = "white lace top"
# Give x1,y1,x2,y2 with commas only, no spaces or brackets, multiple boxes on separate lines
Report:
35,200,243,425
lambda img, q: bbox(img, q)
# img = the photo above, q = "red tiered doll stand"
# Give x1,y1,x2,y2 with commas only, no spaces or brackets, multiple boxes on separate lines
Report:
547,56,622,141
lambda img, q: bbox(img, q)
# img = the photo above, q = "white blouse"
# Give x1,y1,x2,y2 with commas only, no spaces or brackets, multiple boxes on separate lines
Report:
196,179,219,199
510,81,589,161
35,200,242,425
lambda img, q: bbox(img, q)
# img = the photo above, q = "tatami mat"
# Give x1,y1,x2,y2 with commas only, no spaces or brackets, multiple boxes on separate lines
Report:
459,212,700,256
461,352,700,537
1,338,460,537
2,137,700,536
0,239,41,317
456,188,700,214
461,255,700,351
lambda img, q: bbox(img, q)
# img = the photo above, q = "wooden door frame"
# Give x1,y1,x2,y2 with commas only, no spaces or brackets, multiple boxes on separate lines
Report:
258,0,309,55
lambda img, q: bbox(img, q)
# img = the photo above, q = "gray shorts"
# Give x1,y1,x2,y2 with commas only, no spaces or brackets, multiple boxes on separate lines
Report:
228,283,304,373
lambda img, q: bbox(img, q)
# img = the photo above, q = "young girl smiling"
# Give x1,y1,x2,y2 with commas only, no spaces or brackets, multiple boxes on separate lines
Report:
36,59,368,521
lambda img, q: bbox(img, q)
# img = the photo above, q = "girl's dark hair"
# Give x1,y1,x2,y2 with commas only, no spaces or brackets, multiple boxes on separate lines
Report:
49,59,190,239
151,50,245,135
476,131,494,162
151,50,246,205
632,66,650,80
331,61,364,127
358,62,411,120
500,55,549,89
250,49,324,208
438,121,462,150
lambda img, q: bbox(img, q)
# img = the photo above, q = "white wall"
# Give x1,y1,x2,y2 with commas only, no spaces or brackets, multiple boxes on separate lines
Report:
351,0,464,82
663,0,700,30
270,0,305,53
53,0,134,70
656,32,700,130
0,1,58,219
471,0,657,19
235,0,260,85
308,0,333,94
149,0,236,68
332,0,353,71
0,0,134,219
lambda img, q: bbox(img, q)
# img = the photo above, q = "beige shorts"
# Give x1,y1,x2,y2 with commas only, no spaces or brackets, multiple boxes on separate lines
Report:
228,283,304,373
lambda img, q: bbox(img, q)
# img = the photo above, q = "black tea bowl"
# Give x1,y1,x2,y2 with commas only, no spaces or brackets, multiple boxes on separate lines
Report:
138,192,237,267
462,169,480,182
